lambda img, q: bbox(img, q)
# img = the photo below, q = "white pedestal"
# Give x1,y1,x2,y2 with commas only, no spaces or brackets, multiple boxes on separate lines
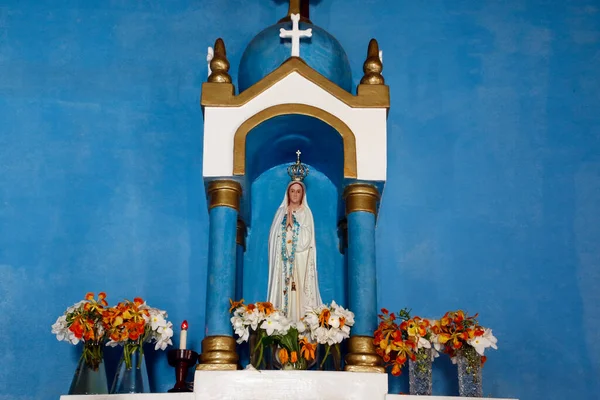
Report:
194,370,388,400
60,372,519,400
386,397,518,400
60,395,194,400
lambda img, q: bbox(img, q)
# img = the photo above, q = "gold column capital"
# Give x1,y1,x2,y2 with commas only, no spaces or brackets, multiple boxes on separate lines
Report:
207,180,242,211
236,219,246,249
344,336,385,373
343,183,380,215
196,335,239,371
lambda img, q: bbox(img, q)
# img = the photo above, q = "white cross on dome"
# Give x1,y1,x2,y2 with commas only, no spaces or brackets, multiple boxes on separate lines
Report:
279,13,312,58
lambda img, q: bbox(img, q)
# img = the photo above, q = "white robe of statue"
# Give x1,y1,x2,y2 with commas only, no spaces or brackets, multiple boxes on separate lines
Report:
267,181,322,322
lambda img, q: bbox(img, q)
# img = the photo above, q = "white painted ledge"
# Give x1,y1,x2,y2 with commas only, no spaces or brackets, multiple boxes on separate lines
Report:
60,374,519,400
61,395,518,400
60,395,193,400
194,369,388,400
387,397,517,400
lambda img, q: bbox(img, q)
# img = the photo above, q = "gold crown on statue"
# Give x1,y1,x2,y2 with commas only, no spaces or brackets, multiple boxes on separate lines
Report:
287,150,309,182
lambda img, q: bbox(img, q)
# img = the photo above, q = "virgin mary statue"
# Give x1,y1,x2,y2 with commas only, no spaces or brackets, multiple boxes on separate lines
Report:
267,159,322,322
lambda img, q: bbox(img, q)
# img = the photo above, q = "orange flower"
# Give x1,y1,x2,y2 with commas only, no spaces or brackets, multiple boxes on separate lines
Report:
318,309,331,327
229,298,244,313
441,313,452,327
133,297,144,306
300,338,316,361
278,348,289,365
85,292,107,314
98,292,108,307
257,302,275,315
453,310,465,324
70,319,85,339
339,316,346,328
290,351,298,363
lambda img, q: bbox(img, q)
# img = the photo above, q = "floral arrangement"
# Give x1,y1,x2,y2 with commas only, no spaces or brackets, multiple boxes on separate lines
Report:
432,310,497,366
103,297,173,369
51,292,109,370
303,301,355,368
230,299,316,370
373,308,438,376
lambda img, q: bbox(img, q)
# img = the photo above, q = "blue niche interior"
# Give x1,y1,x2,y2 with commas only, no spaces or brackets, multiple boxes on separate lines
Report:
240,114,347,308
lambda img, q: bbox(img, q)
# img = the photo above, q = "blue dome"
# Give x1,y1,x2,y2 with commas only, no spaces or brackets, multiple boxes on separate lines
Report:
238,22,353,93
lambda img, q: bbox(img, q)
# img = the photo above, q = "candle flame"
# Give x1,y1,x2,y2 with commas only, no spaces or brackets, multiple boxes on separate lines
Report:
181,320,188,330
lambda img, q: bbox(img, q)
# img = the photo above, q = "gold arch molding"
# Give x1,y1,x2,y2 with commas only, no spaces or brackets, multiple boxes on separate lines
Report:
233,104,358,179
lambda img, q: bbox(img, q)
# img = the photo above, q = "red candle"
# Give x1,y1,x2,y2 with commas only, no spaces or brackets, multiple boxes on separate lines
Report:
179,320,188,350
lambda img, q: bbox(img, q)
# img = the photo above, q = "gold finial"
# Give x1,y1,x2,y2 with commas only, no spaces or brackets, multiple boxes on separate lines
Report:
360,39,384,85
279,0,311,24
208,38,231,84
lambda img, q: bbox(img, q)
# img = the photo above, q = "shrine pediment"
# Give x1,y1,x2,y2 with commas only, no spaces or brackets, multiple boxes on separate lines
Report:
202,57,390,109
202,56,389,183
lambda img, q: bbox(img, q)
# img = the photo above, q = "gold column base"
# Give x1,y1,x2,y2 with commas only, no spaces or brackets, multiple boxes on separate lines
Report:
196,335,239,371
344,336,385,373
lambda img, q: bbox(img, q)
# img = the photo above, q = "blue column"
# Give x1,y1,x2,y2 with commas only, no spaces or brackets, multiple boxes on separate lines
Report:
347,211,377,336
205,206,238,336
204,180,242,338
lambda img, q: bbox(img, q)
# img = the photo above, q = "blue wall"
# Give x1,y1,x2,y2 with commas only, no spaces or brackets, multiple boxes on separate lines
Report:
0,1,598,399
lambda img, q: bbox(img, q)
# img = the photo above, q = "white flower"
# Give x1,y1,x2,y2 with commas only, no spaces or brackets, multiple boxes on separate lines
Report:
154,336,173,351
467,336,493,356
51,315,81,345
328,315,340,329
430,332,444,353
66,301,87,314
246,309,262,331
467,327,498,356
150,312,167,331
260,315,283,336
312,326,329,344
417,336,431,350
235,327,250,344
294,320,306,333
483,328,498,349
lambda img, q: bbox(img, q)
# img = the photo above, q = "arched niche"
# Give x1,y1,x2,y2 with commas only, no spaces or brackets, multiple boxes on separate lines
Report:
233,104,357,180
237,112,350,307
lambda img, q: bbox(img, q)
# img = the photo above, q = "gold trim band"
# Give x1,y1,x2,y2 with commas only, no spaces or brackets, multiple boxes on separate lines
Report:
196,335,239,371
207,180,242,211
232,103,358,179
344,336,385,373
343,184,380,215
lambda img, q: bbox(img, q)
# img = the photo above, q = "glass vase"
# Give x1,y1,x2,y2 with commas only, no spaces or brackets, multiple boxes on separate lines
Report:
457,346,483,397
318,344,342,371
408,348,432,395
110,346,150,394
68,343,108,394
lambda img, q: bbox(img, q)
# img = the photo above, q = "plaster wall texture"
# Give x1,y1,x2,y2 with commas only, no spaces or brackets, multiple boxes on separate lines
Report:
0,1,598,399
